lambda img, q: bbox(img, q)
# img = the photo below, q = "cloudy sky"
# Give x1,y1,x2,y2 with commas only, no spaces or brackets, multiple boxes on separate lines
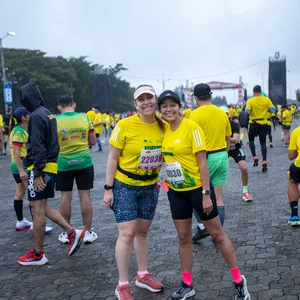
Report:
1,0,300,103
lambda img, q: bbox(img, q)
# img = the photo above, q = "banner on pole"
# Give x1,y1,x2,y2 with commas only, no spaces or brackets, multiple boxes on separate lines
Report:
4,83,13,105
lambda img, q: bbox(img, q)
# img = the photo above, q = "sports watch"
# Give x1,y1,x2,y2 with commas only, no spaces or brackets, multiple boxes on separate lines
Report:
202,189,211,195
104,184,114,191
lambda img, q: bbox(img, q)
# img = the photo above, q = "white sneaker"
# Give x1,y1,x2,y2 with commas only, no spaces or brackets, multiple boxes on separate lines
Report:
15,218,32,231
84,231,98,243
29,224,53,234
58,232,69,244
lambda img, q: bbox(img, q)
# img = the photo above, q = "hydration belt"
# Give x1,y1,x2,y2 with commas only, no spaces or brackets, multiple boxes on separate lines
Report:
117,166,158,181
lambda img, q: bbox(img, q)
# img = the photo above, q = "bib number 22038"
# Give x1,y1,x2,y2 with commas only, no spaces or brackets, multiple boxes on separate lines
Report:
139,149,163,170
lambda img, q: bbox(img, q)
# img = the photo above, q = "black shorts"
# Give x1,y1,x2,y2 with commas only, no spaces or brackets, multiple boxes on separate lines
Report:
248,123,267,138
282,125,291,130
96,133,100,138
56,165,94,191
240,125,248,129
13,173,22,184
228,147,246,163
289,163,300,183
28,171,56,201
167,184,218,221
3,127,9,136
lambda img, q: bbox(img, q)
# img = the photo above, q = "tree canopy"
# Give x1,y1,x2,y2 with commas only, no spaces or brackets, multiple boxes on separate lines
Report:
0,48,134,113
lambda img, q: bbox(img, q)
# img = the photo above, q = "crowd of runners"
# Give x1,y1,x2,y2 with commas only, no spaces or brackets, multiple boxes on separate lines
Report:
1,81,300,300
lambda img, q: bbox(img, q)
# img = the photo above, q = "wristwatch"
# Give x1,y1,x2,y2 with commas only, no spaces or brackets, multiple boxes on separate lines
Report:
104,184,114,191
202,189,211,195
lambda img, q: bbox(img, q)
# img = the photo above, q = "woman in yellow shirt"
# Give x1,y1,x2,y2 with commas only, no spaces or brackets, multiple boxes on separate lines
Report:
103,85,164,300
158,90,250,300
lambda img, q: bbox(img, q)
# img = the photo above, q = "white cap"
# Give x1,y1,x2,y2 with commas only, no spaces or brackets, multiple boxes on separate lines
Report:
134,85,156,100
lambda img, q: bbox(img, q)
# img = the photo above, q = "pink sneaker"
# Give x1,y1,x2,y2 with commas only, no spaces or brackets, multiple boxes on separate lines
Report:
135,273,163,292
243,192,253,202
115,284,133,300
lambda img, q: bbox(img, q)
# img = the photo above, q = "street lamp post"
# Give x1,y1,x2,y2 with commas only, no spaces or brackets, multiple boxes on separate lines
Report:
0,31,16,112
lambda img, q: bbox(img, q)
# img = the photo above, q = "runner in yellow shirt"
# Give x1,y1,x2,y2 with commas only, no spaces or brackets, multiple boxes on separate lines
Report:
158,90,250,300
287,125,300,225
281,105,292,146
182,108,192,119
93,106,103,151
246,85,275,171
103,84,164,299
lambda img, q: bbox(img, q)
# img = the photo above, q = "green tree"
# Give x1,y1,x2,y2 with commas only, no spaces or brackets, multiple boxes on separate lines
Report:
212,96,227,106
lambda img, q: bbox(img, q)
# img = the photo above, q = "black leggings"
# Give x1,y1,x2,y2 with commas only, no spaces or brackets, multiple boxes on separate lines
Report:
248,123,267,161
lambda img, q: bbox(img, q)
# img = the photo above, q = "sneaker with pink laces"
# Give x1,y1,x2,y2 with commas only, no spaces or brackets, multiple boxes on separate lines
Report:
135,273,163,293
243,192,253,202
115,284,133,300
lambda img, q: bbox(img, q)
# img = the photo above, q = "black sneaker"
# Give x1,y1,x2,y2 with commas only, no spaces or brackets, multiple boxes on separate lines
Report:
171,282,195,300
234,275,250,300
192,227,210,243
270,143,273,148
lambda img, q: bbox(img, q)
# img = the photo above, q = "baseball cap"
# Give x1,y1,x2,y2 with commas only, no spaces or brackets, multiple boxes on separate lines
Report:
192,83,213,100
134,85,156,100
253,85,262,93
158,90,181,106
13,107,30,120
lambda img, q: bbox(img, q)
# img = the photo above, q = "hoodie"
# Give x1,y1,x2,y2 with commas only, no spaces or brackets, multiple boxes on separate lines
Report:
20,83,59,177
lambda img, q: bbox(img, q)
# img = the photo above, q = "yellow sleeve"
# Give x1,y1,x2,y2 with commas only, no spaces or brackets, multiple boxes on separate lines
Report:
11,129,27,145
267,98,274,109
289,129,298,150
109,123,126,150
191,123,206,153
225,117,232,137
245,99,251,111
87,116,94,133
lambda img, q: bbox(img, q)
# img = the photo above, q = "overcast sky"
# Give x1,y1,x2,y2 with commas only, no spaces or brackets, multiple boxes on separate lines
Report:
1,0,300,103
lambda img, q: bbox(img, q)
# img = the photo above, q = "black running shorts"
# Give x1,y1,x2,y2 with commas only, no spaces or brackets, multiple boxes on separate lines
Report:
56,166,94,191
12,173,22,184
248,123,267,138
282,125,291,130
167,184,218,221
228,147,246,164
289,163,300,183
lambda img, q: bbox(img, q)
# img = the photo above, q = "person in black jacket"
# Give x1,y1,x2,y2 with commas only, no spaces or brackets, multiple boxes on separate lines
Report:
238,106,249,146
17,83,85,266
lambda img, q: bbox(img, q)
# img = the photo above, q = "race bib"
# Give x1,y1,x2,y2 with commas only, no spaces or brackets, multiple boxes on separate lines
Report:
166,162,185,184
139,149,163,170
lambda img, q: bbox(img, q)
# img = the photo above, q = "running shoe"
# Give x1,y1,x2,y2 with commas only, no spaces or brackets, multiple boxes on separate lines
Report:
68,229,85,256
84,231,98,243
253,156,258,167
192,227,210,243
115,284,133,300
270,143,273,148
29,224,53,234
262,161,267,172
234,275,250,300
288,216,300,226
135,273,163,292
17,250,48,266
243,192,253,202
15,218,32,231
58,232,69,244
171,282,195,300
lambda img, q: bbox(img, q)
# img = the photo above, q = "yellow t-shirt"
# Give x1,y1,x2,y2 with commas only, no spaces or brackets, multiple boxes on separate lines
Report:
182,108,192,119
266,111,273,126
233,108,239,117
0,114,3,129
162,118,206,191
106,115,114,129
86,110,96,123
246,96,274,125
110,114,164,186
93,113,103,134
289,127,300,167
228,107,234,118
190,105,231,151
282,110,292,126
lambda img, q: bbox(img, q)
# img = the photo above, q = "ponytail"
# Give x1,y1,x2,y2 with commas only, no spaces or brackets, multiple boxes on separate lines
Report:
155,115,165,131
10,116,17,131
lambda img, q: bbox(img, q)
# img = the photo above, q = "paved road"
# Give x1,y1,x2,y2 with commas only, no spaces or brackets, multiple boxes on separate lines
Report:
0,125,299,300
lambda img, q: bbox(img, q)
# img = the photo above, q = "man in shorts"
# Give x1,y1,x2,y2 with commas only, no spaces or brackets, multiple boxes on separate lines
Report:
190,84,232,242
56,96,98,244
17,83,85,266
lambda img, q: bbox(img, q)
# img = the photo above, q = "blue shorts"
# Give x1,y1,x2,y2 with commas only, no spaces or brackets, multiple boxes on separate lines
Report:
112,179,159,223
28,171,56,201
